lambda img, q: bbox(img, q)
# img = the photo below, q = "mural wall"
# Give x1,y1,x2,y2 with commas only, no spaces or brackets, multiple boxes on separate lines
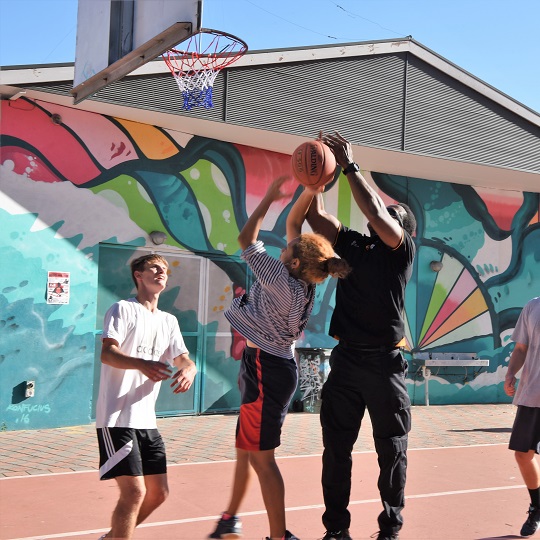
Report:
1,98,538,430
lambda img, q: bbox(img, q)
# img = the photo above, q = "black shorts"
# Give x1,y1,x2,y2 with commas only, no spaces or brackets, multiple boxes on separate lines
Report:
97,427,167,480
236,346,298,451
508,406,540,454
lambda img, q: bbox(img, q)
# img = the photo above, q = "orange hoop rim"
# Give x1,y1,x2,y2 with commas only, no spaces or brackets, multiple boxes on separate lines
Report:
163,28,248,74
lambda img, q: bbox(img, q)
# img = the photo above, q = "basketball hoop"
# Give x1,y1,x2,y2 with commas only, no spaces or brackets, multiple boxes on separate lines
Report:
162,28,248,111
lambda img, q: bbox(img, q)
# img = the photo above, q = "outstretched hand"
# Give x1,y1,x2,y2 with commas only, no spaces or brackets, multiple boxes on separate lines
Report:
320,131,354,170
238,175,293,250
265,175,293,202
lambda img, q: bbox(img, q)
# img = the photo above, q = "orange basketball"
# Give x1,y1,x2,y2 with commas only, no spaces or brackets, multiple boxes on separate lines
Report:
291,140,336,189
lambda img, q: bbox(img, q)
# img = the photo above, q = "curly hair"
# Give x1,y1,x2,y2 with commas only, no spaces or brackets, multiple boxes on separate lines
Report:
292,233,351,284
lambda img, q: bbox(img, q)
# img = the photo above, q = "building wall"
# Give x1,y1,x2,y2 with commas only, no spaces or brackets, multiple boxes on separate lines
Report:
1,98,538,430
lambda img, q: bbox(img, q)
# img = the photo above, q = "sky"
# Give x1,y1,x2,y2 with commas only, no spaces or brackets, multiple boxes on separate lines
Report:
0,0,539,113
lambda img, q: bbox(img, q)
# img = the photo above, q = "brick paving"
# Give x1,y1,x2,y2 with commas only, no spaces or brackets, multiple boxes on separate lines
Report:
0,404,515,477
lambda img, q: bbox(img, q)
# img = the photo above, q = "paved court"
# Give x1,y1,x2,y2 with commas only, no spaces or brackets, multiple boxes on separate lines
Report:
0,404,532,540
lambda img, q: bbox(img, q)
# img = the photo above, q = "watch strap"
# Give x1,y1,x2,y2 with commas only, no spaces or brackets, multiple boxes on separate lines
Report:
342,162,360,175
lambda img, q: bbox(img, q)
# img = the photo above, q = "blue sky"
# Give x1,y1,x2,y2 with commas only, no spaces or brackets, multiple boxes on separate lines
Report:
1,0,539,113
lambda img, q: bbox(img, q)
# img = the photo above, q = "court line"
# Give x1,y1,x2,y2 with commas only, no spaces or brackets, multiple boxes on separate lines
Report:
8,483,525,540
0,442,507,481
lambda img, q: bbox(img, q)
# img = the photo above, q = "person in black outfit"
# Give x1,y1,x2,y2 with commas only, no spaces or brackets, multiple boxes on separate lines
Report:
306,132,417,540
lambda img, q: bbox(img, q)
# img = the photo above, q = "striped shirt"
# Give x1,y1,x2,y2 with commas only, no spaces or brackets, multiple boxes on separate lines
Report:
225,241,315,358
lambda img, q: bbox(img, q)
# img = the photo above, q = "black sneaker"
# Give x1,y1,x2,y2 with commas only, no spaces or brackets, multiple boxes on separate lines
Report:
208,513,242,538
520,504,540,537
265,531,300,540
321,530,352,540
371,532,399,540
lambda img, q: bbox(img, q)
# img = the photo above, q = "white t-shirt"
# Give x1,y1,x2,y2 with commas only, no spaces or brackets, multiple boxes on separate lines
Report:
96,298,188,428
511,296,540,408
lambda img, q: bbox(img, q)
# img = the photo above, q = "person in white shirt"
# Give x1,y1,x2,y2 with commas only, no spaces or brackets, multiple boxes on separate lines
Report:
504,296,540,537
96,253,197,540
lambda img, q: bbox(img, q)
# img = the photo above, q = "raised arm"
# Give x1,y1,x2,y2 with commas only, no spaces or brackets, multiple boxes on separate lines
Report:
305,191,340,245
238,176,291,250
286,186,323,243
321,131,403,248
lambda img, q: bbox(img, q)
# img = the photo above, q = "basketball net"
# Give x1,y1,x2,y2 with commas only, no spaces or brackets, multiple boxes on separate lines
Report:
163,29,248,111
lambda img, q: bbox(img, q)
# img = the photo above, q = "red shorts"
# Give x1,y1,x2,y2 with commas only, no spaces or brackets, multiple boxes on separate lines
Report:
236,346,297,451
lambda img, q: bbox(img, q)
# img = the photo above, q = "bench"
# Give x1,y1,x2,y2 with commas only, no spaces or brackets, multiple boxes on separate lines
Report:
412,352,489,406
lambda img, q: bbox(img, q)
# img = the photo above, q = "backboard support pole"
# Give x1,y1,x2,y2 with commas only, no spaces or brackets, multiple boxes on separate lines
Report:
71,21,193,104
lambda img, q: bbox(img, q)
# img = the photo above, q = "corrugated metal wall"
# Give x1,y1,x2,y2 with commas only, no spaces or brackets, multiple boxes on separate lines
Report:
26,51,540,173
226,54,406,149
405,56,540,171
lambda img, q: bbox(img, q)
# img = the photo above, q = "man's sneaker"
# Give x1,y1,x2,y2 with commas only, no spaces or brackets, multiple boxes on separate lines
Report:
520,504,540,537
265,531,300,540
321,530,352,540
208,513,242,539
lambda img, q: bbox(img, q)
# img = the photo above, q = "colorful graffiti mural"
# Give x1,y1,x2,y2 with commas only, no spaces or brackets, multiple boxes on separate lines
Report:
1,97,538,429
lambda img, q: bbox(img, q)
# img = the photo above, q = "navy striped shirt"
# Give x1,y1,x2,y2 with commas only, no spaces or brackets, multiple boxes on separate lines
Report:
225,241,315,358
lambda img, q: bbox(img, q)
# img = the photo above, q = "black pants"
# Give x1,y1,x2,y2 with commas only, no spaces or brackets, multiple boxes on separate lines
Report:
320,342,411,535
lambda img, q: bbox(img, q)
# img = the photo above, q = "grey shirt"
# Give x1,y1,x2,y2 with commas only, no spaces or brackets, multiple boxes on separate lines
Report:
511,296,540,407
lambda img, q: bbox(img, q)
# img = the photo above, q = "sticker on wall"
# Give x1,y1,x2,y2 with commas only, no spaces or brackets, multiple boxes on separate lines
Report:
47,271,70,305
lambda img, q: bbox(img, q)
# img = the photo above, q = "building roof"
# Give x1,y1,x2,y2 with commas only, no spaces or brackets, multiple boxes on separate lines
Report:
2,37,539,192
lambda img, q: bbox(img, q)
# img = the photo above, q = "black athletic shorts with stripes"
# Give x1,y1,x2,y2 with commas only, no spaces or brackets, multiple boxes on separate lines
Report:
236,345,298,452
97,427,167,480
508,405,540,454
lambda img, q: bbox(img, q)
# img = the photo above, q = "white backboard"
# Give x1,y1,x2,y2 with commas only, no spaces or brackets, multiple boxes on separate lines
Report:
72,0,202,104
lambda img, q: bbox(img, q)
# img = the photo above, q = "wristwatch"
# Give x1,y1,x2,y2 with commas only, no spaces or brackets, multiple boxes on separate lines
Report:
342,162,360,175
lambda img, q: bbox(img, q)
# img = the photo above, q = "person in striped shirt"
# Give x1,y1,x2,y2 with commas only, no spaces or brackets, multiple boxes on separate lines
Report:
209,176,350,540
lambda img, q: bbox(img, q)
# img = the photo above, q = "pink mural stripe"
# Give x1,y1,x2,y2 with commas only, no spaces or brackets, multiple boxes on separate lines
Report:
1,101,101,184
1,146,61,183
420,271,477,346
475,186,523,231
233,143,296,228
36,101,139,169
114,119,179,160
421,289,488,348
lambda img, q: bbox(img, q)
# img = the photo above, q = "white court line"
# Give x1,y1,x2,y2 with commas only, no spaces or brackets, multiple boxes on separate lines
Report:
8,483,525,540
0,442,507,481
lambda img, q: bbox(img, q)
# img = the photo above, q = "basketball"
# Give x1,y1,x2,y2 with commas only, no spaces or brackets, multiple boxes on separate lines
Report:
291,140,336,189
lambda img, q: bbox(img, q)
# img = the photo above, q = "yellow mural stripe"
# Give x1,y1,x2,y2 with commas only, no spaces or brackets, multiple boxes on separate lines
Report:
421,288,488,348
115,118,179,160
